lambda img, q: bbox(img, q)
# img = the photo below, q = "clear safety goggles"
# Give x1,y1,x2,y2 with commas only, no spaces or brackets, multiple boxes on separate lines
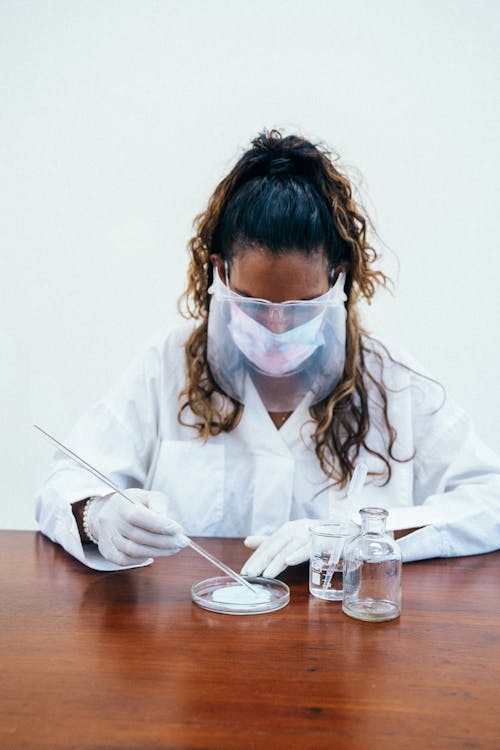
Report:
207,262,348,411
209,261,346,330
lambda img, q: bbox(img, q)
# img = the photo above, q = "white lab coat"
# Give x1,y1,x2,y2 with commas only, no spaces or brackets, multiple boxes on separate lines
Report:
36,320,500,570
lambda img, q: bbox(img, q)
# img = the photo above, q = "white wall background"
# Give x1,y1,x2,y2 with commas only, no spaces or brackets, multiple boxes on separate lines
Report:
1,0,499,529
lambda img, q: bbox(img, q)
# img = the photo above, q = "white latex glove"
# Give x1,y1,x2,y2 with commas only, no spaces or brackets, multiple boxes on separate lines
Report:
86,488,188,567
240,519,315,579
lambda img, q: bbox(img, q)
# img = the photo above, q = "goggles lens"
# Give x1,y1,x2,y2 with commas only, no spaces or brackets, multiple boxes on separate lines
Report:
210,262,345,332
206,263,348,411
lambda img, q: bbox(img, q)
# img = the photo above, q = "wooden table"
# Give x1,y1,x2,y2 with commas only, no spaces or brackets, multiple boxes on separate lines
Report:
1,531,499,750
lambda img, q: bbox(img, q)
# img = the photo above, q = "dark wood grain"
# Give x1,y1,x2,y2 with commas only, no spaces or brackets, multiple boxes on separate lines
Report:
1,531,499,750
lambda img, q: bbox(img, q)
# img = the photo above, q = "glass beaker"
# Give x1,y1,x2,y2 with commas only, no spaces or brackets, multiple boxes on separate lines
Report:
342,507,401,622
309,522,359,600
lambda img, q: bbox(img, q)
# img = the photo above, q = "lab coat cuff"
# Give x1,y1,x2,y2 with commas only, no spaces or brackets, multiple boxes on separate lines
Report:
382,504,446,532
398,525,447,562
61,486,116,505
54,500,152,572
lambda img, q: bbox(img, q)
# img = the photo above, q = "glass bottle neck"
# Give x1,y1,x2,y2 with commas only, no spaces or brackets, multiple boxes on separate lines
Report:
360,507,388,534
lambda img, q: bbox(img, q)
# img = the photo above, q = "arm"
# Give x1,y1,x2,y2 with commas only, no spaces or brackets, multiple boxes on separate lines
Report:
72,499,88,543
35,338,164,570
361,343,500,562
397,401,500,562
394,528,420,540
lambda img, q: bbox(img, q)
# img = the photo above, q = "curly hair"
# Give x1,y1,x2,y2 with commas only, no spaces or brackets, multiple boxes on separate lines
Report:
177,129,411,489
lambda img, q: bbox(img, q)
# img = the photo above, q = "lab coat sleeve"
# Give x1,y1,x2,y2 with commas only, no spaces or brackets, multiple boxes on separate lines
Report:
35,334,166,571
392,396,500,562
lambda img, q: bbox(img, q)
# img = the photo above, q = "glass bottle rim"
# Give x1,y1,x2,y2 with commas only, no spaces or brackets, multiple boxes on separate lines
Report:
359,506,388,519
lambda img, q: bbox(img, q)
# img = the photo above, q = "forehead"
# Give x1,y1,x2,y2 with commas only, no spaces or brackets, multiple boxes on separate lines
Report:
229,247,329,303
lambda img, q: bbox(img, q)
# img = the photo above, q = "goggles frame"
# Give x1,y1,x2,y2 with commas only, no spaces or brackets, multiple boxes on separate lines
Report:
209,262,344,328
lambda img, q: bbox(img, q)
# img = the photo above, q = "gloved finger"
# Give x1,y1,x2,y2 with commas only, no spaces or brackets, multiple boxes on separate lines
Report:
142,491,168,515
121,523,188,551
284,542,310,566
124,489,173,520
262,538,309,579
115,536,184,560
99,536,151,567
124,488,157,507
240,532,292,577
121,503,185,536
151,547,182,558
243,535,268,550
262,558,288,579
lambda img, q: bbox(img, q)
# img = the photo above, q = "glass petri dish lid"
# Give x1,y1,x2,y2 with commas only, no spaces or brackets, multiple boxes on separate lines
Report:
191,575,290,615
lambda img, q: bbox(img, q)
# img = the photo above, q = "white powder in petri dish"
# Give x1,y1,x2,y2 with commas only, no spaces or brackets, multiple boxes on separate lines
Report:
211,583,273,604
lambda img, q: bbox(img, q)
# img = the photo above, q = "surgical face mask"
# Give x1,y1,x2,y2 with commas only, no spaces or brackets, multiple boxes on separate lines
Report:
207,264,348,412
228,301,326,377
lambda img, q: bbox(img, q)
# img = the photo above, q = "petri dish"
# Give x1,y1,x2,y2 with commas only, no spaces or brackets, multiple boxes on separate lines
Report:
191,575,290,615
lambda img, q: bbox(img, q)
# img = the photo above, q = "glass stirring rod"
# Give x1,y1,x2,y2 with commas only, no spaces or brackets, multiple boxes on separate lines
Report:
321,462,368,595
34,425,258,595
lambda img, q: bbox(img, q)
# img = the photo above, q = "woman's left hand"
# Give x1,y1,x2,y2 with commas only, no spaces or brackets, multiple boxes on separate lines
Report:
240,519,315,579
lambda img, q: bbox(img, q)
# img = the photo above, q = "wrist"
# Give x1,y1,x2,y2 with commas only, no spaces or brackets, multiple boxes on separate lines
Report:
83,498,99,543
83,493,113,543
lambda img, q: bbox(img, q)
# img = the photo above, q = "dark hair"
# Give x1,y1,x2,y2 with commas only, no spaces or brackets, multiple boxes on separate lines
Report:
178,129,417,490
211,147,351,273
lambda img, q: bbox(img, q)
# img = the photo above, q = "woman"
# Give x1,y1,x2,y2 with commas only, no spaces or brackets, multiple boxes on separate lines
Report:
36,130,500,574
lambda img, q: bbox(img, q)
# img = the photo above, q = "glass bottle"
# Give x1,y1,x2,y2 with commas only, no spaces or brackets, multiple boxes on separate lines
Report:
342,507,401,622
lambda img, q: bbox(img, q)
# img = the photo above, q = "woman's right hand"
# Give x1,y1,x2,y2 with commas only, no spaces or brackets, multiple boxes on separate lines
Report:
86,488,188,566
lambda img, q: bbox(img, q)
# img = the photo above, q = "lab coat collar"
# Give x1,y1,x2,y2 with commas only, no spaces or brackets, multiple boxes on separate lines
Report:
238,375,316,459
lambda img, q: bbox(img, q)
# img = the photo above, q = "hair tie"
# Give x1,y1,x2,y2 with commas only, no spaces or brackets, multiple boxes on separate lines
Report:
268,156,292,176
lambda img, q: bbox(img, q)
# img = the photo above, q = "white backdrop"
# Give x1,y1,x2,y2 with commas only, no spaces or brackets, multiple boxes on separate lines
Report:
1,0,499,529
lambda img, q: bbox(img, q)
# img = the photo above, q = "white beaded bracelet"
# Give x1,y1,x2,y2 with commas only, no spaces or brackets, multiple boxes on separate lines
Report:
82,497,98,544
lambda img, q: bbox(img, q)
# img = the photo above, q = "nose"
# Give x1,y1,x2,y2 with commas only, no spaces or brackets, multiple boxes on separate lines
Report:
262,307,288,334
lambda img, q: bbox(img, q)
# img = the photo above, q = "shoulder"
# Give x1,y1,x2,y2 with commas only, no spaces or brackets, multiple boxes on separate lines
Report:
361,335,431,376
108,319,198,399
361,335,437,386
361,335,469,445
360,335,449,413
142,319,198,358
126,319,198,375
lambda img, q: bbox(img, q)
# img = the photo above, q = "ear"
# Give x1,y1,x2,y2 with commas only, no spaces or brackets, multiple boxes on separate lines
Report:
333,260,350,284
210,253,226,281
